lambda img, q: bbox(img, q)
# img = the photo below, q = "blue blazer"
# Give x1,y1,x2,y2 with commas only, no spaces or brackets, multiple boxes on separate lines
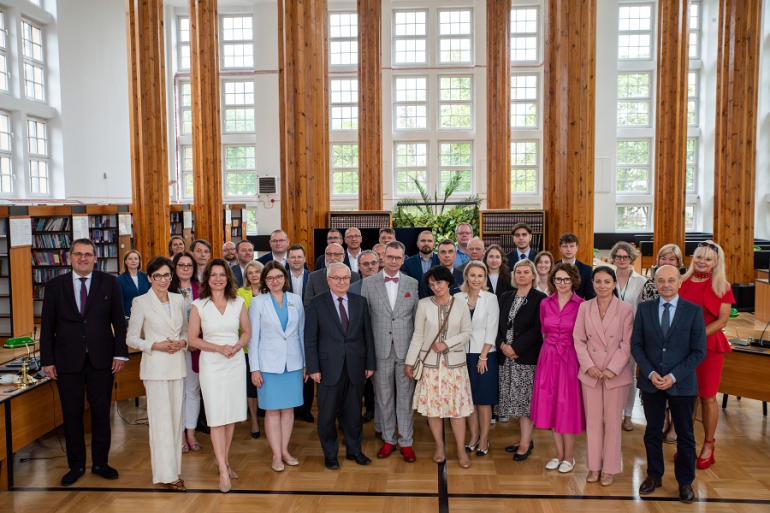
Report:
117,271,151,319
631,297,707,397
505,248,538,270
288,269,311,295
401,253,439,298
247,292,305,374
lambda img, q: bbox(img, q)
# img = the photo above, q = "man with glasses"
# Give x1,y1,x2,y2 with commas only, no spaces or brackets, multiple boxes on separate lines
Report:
455,238,485,273
40,239,128,486
344,227,363,273
453,223,474,268
257,229,291,267
314,229,350,270
222,241,237,266
360,241,420,462
230,239,255,288
304,243,360,307
401,230,439,299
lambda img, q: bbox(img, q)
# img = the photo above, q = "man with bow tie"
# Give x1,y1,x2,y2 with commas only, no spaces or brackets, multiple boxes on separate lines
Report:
360,241,420,462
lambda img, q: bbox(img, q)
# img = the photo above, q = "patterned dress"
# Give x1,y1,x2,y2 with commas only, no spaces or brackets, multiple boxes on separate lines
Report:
498,295,536,418
413,298,474,419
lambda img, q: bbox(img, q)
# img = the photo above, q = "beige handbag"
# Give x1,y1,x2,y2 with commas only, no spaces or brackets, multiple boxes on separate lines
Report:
412,299,454,381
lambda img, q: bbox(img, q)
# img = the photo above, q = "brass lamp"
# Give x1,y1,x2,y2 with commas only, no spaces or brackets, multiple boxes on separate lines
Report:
3,336,38,389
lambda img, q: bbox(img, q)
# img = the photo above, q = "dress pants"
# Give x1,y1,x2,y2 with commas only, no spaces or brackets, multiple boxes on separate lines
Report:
364,377,375,413
641,390,696,485
56,354,114,469
582,382,628,474
183,351,201,430
316,360,364,458
373,345,415,447
296,379,315,416
145,379,184,484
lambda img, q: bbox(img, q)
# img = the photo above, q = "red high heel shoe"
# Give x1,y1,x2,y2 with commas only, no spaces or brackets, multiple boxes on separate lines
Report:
696,439,716,469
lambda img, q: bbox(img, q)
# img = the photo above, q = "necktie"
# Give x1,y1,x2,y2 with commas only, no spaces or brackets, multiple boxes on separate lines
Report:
384,276,399,283
520,253,526,261
661,303,671,338
338,297,348,335
79,277,88,316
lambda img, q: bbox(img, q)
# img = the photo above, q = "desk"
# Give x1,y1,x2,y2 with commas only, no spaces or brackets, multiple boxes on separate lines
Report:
0,352,144,491
718,345,770,403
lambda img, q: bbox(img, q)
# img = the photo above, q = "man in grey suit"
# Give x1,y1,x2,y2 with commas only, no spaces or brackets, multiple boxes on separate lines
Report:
303,243,360,307
305,263,376,469
455,237,485,273
631,265,706,504
360,241,419,462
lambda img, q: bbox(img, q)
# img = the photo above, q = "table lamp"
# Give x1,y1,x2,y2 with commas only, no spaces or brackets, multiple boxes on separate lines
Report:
3,336,38,389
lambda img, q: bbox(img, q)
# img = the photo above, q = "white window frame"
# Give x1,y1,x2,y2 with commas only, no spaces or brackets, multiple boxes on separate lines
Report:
330,143,359,197
615,205,651,231
438,75,473,131
219,15,254,70
393,75,428,131
328,11,358,69
687,70,699,127
616,71,653,128
180,145,193,199
617,3,654,61
438,141,473,195
686,137,697,193
0,10,8,93
222,79,256,134
27,118,48,196
684,204,697,231
392,9,429,67
0,111,11,194
615,138,651,194
178,81,192,135
330,77,359,132
436,8,473,66
222,145,257,198
688,1,701,60
393,141,429,196
21,19,45,102
510,73,540,130
178,16,190,70
510,140,539,195
510,6,541,65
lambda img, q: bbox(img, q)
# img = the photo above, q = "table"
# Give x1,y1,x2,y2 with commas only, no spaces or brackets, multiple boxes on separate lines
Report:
718,345,770,405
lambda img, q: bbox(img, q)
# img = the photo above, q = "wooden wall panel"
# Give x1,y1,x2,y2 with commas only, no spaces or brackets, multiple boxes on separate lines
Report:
278,0,330,259
9,245,33,337
542,0,596,262
358,0,382,210
189,0,223,248
713,0,762,285
126,0,171,262
486,0,511,209
653,0,689,258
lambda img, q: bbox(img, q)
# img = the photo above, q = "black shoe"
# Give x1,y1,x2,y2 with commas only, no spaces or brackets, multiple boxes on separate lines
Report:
251,431,260,439
297,411,315,423
91,464,119,480
513,440,534,461
61,467,85,486
195,424,211,435
362,410,374,423
324,458,340,470
639,476,662,495
346,453,372,466
505,443,521,453
678,483,695,503
375,431,383,440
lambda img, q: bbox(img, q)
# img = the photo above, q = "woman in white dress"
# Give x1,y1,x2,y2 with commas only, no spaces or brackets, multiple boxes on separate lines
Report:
188,259,251,493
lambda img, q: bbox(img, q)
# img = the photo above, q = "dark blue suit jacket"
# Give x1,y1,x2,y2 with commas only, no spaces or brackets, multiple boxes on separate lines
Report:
505,248,538,270
631,297,707,397
117,271,151,319
231,264,243,287
401,253,439,298
288,269,311,295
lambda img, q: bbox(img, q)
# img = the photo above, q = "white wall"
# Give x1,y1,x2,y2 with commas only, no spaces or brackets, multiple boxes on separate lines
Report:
58,0,131,203
756,0,770,240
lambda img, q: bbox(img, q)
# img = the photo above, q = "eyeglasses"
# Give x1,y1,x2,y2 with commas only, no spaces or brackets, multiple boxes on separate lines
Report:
327,236,342,241
360,261,378,267
72,252,95,259
325,252,344,258
345,234,362,239
553,277,572,284
176,263,194,269
427,281,446,289
152,273,173,281
698,242,719,253
270,239,288,244
328,276,351,282
456,231,473,236
385,255,404,261
265,275,285,283
614,255,631,261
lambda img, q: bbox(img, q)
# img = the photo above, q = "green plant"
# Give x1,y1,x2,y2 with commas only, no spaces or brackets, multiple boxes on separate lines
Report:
392,175,481,242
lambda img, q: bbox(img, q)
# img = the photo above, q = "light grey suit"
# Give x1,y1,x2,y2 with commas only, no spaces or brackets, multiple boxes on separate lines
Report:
360,271,419,447
303,268,360,307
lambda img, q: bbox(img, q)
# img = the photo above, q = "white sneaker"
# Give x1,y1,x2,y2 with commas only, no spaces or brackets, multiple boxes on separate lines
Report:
545,458,561,470
558,459,575,473
490,418,496,425
498,417,509,423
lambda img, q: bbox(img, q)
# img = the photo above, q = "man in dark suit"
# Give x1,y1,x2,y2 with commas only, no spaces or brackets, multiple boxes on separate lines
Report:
455,237,485,273
230,239,254,288
257,229,290,267
314,229,350,270
401,230,439,298
305,263,376,469
40,239,128,486
556,232,595,300
303,243,359,307
505,222,538,270
437,239,464,295
631,265,706,504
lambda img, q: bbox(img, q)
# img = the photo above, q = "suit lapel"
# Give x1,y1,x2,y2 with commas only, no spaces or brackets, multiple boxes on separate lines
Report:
265,295,286,334
63,274,80,316
588,301,608,347
664,300,684,341
374,272,392,314
83,272,101,316
650,300,666,341
324,292,345,336
149,289,177,331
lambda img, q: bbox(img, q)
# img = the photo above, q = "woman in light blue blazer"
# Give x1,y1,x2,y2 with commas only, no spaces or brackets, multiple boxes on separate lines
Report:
248,261,306,472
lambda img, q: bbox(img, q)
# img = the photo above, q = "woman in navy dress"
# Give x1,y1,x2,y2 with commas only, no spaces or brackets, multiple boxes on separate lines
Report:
117,250,151,321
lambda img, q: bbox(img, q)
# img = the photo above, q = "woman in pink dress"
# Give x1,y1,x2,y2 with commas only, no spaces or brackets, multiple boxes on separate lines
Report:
531,263,585,473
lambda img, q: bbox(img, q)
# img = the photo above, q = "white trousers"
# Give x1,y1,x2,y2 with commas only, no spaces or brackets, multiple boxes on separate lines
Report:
144,379,184,484
183,351,201,430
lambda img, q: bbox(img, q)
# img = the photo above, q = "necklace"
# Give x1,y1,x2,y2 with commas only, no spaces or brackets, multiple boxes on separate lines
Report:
466,293,479,309
693,270,712,280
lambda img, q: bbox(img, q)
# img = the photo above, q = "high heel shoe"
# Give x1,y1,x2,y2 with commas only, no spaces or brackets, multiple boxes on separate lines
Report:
214,461,238,479
465,438,480,453
476,442,490,457
696,439,716,469
513,440,534,461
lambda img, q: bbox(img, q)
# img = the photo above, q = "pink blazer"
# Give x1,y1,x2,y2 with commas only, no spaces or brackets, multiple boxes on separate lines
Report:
573,296,634,389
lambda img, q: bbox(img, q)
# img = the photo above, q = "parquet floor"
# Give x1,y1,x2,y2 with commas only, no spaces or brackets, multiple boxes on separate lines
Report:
2,392,770,512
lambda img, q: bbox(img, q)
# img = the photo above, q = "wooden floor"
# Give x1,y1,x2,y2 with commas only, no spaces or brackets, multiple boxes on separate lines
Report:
2,391,770,512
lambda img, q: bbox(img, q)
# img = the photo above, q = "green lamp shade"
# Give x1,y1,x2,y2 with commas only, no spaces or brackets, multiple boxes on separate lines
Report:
729,308,739,319
3,336,35,349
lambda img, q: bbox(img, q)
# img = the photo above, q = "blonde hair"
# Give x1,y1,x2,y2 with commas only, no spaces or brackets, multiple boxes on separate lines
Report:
241,260,264,290
512,259,538,288
459,260,489,294
683,240,730,296
657,243,684,267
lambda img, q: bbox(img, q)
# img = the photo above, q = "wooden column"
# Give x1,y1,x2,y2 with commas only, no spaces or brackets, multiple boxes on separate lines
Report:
278,0,329,259
652,0,689,259
486,0,511,209
713,0,762,285
189,0,223,247
358,0,382,210
542,0,596,262
126,0,171,261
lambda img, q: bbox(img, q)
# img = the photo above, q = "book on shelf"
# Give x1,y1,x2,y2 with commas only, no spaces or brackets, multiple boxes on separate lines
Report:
33,233,72,248
31,251,71,266
95,245,118,258
91,229,117,243
89,215,114,228
33,268,69,282
33,217,71,232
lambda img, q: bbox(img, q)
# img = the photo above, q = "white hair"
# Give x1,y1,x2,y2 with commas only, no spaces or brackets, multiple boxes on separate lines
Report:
326,262,351,277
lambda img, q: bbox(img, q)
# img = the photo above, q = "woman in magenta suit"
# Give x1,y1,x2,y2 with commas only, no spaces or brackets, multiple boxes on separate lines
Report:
573,266,634,486
531,263,585,473
679,240,734,470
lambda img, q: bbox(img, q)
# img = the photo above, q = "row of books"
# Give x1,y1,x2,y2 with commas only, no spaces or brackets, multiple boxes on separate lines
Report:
90,215,116,228
330,213,390,229
482,212,545,233
91,229,117,243
33,217,71,232
31,250,71,266
95,245,118,257
33,284,47,300
481,234,544,255
34,233,72,248
170,212,185,223
33,268,70,283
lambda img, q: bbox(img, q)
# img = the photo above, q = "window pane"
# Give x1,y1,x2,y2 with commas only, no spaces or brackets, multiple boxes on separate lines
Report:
439,143,471,166
618,73,650,98
616,206,649,230
510,8,539,62
224,81,254,105
330,13,358,38
395,143,427,167
224,108,256,132
684,206,695,229
226,172,256,196
616,140,649,165
225,146,256,169
511,141,538,194
511,142,537,166
616,168,649,192
439,37,472,63
439,77,471,101
510,102,538,128
439,104,471,128
618,5,652,31
439,10,471,35
331,144,359,195
223,43,254,68
0,112,10,151
222,16,253,41
617,101,649,126
0,156,11,193
440,169,471,192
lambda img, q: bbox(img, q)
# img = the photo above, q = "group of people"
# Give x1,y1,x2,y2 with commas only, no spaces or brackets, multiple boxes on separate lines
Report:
38,222,735,503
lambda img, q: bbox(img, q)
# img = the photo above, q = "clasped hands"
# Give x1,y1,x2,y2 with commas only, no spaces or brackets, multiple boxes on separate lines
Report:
308,368,373,384
586,366,617,381
649,371,675,390
153,338,186,354
500,344,518,359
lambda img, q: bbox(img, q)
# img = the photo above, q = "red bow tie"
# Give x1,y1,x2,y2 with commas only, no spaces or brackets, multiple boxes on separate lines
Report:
384,276,399,283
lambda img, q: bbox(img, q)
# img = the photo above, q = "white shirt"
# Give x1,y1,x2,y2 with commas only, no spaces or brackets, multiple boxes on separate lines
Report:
347,250,360,273
73,272,92,312
488,273,499,293
384,271,400,310
131,275,139,288
331,292,349,323
271,253,288,268
290,271,304,298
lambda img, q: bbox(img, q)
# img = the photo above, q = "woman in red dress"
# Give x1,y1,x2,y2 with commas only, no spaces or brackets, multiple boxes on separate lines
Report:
679,240,734,470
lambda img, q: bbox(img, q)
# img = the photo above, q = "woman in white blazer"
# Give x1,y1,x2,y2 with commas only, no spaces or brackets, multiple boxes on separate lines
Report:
247,261,306,472
455,261,499,457
126,256,188,491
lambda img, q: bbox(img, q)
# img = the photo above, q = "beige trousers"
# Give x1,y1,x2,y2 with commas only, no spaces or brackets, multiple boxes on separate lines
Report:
144,379,184,484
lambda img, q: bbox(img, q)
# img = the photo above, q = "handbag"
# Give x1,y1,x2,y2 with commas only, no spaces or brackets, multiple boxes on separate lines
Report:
412,299,454,381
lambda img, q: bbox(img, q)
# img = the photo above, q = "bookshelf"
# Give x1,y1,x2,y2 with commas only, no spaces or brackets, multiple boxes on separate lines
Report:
228,206,244,242
170,205,194,247
31,214,73,316
329,211,392,229
0,215,10,338
479,210,546,256
89,213,119,275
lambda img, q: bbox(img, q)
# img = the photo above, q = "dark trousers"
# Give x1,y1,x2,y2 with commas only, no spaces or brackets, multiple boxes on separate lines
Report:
316,361,364,459
56,355,115,469
363,376,375,413
296,379,315,414
641,390,696,485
